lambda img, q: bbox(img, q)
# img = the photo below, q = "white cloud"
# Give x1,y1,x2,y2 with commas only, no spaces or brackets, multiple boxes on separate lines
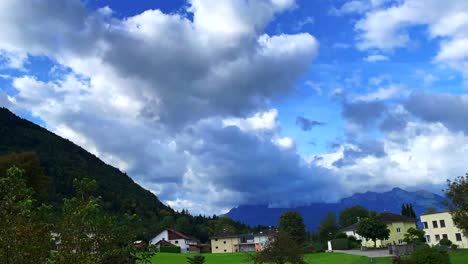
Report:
355,85,402,101
364,54,389,62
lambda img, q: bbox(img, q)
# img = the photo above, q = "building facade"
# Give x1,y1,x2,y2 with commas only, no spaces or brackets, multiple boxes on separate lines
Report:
420,211,468,249
210,235,240,253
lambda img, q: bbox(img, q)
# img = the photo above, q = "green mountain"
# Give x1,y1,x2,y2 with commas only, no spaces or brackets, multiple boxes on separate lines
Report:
0,107,250,241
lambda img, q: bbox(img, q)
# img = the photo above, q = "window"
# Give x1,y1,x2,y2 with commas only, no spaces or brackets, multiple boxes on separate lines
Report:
215,239,218,242
442,234,448,240
223,241,226,244
440,220,446,228
435,235,440,241
224,249,227,252
423,222,428,229
398,239,403,244
456,233,462,241
425,235,431,243
433,221,438,228
215,246,218,249
175,240,178,244
396,227,401,233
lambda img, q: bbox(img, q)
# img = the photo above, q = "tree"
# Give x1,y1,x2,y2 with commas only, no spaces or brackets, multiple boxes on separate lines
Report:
401,203,416,219
0,166,53,264
186,255,206,264
278,211,306,245
445,174,468,236
251,231,306,264
403,227,426,244
318,212,339,242
356,212,390,248
53,178,138,264
339,206,369,228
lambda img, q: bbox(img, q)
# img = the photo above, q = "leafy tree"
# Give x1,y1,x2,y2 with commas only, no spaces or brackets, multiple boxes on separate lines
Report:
278,211,307,245
445,174,468,236
0,166,53,264
186,255,206,264
339,205,369,228
403,227,426,243
318,212,339,242
401,203,416,218
356,212,390,248
251,231,306,264
53,178,138,264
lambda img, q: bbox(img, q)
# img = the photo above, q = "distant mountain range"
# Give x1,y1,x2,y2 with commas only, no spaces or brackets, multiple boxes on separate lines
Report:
225,187,446,231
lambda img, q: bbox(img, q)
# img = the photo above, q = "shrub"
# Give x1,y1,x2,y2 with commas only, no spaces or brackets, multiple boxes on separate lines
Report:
409,245,450,264
331,238,349,250
392,256,412,264
307,242,326,253
451,244,458,250
334,233,348,239
159,246,181,253
438,238,452,246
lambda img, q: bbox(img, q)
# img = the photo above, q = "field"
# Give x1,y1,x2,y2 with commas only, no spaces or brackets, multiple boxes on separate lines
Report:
150,250,468,264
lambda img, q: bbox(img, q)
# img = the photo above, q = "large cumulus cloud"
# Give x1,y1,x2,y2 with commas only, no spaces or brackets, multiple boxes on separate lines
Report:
0,0,322,214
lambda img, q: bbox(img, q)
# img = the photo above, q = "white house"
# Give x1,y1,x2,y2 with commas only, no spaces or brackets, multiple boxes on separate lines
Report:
150,228,200,253
340,222,365,241
254,232,274,252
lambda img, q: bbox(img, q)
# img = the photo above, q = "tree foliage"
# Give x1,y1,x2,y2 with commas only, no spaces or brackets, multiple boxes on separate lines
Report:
356,212,390,247
401,204,416,219
186,255,206,264
0,166,53,264
278,211,307,245
403,227,426,244
445,174,468,236
339,205,369,228
318,212,339,242
251,231,306,264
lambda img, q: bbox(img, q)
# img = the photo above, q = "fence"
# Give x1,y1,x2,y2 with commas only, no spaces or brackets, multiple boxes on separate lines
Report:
388,244,415,256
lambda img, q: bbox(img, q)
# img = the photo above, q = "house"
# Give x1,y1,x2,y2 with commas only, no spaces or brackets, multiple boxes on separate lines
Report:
341,212,417,247
149,228,200,253
420,211,468,248
211,231,276,253
210,234,240,253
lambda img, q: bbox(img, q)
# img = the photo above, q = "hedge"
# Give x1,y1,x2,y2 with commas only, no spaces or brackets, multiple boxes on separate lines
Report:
331,238,350,250
159,246,181,253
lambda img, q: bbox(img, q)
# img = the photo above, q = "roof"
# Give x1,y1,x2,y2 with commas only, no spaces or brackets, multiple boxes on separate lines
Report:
155,239,176,247
210,233,239,239
340,222,359,232
167,228,191,240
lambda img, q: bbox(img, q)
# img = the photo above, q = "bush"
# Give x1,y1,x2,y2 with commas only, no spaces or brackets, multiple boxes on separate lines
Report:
159,246,181,253
438,238,452,246
331,238,349,250
334,233,348,239
451,244,458,250
392,256,412,264
409,245,450,264
307,242,326,253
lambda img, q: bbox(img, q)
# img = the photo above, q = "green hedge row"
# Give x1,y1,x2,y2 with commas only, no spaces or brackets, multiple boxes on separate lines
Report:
159,246,181,253
331,238,350,250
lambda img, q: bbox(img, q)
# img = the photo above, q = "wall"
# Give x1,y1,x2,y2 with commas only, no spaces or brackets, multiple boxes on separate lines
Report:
211,237,240,253
361,222,416,248
150,230,168,245
421,212,468,249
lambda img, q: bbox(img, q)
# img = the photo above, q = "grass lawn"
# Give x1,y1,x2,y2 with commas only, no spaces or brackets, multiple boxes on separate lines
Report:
150,250,468,264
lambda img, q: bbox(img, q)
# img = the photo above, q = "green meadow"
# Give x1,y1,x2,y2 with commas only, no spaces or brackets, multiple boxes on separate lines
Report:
150,250,468,264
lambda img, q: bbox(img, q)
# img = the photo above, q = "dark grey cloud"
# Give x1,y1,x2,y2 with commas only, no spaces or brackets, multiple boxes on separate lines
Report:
332,139,386,168
405,90,468,134
342,100,386,127
295,116,325,131
379,112,408,132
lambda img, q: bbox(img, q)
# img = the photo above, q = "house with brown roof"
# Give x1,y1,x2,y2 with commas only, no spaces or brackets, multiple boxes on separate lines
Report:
150,228,200,253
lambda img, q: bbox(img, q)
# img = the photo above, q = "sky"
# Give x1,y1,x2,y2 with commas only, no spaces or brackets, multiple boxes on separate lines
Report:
1,0,468,215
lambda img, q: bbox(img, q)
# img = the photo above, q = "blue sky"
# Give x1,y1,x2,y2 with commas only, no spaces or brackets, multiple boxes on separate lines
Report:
1,0,468,214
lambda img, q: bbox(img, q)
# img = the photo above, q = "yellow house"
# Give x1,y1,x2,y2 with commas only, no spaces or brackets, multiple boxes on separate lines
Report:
420,211,468,249
343,212,417,247
210,235,240,253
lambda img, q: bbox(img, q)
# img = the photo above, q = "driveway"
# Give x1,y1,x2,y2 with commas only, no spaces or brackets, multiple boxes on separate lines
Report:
333,249,393,257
